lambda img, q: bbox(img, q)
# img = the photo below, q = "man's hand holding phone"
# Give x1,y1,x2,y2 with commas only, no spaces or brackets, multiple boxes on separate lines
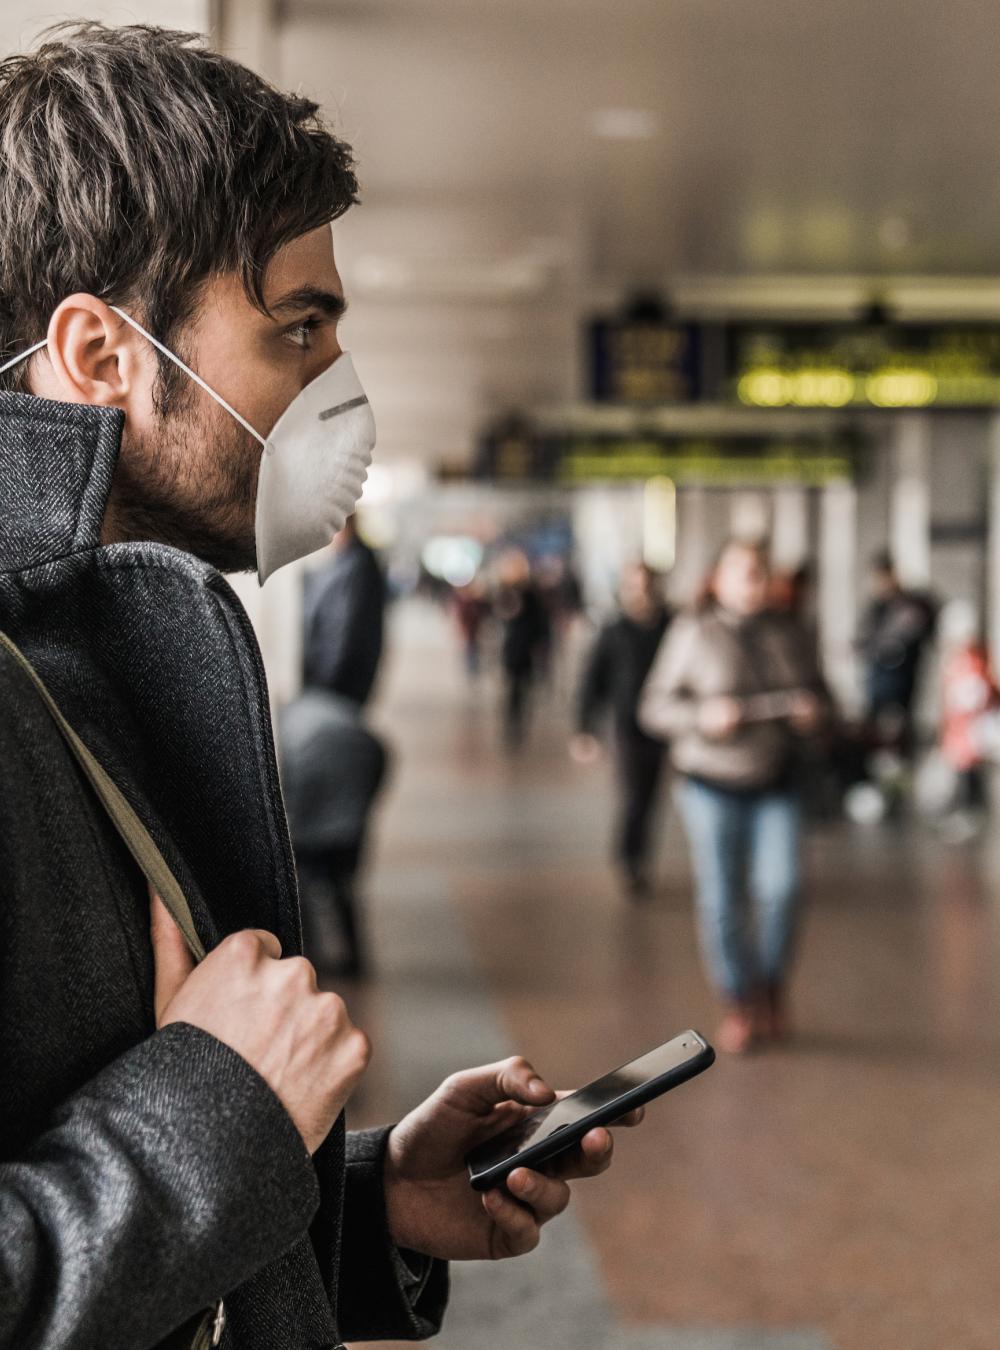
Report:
383,1057,644,1261
152,890,701,1271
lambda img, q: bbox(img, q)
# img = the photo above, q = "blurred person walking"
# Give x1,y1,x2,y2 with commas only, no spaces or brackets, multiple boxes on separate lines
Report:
859,550,937,758
451,574,492,679
280,690,389,977
935,599,999,839
495,548,551,749
640,539,827,1054
570,562,672,899
536,554,584,689
289,516,389,974
303,513,385,707
771,563,819,660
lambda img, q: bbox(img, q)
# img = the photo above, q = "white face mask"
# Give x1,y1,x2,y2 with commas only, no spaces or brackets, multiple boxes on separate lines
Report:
0,307,376,584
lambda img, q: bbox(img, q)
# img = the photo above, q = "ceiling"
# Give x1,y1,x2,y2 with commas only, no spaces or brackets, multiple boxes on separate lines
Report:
10,0,1000,466
267,0,1000,462
279,0,1000,282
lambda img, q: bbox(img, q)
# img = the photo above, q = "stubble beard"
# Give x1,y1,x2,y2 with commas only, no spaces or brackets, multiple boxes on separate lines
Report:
109,394,261,574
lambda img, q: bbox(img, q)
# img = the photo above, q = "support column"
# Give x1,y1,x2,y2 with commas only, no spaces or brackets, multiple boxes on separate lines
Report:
987,414,1000,675
213,0,280,80
227,563,305,715
671,487,710,606
890,413,932,587
730,491,770,542
771,485,810,568
818,482,859,710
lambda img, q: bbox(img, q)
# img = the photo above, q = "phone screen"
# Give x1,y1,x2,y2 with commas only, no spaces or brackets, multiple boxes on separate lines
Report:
468,1032,706,1175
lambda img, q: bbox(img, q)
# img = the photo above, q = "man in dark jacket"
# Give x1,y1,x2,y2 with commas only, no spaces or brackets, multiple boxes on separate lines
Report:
0,25,638,1350
304,516,386,707
296,518,388,975
570,563,671,898
859,550,937,756
495,548,551,749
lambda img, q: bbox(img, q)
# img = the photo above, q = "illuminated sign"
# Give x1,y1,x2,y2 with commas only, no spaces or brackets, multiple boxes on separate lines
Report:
559,441,854,486
590,320,700,403
730,323,1000,409
473,413,559,481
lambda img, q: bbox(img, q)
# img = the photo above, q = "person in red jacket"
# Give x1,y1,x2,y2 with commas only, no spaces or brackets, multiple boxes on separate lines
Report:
938,599,999,829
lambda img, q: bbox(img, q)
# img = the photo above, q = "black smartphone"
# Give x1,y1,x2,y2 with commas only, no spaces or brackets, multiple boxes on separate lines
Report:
465,1029,715,1192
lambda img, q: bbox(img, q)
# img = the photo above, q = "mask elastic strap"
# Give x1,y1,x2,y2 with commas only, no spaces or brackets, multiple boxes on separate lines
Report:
108,306,266,446
0,313,267,450
0,338,49,376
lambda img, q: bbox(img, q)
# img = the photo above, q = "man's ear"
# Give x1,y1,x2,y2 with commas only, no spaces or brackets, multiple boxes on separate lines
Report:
42,294,152,408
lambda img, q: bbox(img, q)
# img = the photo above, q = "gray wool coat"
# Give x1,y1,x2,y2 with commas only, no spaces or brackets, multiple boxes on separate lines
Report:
0,392,448,1349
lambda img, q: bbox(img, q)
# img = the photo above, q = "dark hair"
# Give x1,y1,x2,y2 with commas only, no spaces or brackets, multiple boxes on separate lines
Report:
870,549,895,574
0,23,359,401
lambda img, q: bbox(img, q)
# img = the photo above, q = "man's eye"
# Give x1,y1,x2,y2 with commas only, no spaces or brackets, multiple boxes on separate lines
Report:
287,317,323,349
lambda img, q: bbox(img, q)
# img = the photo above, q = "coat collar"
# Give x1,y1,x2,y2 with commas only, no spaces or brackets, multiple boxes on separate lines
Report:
0,391,123,573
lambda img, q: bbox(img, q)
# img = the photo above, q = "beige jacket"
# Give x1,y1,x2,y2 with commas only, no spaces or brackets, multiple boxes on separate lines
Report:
639,605,824,789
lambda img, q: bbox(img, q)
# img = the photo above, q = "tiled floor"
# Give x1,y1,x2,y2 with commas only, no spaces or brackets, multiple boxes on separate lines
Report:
339,601,1000,1350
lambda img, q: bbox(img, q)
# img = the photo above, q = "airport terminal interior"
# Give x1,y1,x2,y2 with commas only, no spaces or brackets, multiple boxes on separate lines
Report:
5,1,1000,1347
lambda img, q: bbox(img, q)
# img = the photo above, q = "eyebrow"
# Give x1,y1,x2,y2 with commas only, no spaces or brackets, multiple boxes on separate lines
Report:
270,285,348,320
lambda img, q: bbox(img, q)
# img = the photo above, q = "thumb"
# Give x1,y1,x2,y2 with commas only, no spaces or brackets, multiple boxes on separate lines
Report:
150,887,196,1026
443,1056,556,1115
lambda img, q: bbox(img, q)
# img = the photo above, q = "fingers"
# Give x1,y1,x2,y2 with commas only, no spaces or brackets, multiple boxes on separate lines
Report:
482,1187,542,1258
151,890,284,1029
494,1056,554,1106
150,888,196,1026
224,927,283,962
442,1056,555,1114
610,1105,645,1128
506,1168,571,1223
483,1168,571,1257
546,1127,616,1182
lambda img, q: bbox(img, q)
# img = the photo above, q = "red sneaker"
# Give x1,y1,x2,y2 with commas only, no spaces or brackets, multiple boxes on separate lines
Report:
715,1005,755,1055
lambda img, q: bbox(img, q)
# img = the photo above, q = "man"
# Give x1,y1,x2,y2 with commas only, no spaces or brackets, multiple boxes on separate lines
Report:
570,563,671,898
0,26,640,1350
303,515,386,708
495,548,550,749
290,517,388,975
859,550,937,756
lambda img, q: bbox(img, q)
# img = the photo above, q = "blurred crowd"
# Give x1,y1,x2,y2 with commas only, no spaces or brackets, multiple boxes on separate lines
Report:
279,518,1000,1056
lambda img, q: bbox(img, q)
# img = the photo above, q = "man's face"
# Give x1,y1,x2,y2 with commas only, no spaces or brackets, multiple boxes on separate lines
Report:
871,566,897,600
112,224,346,571
619,564,656,622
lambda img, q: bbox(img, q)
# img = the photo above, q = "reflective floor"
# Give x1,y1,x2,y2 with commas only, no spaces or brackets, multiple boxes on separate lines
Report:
341,601,1000,1350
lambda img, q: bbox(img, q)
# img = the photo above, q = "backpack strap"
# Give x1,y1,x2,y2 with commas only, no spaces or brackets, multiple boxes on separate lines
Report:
0,630,206,963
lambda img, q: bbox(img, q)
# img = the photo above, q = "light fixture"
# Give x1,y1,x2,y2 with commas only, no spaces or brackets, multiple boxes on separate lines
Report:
590,108,658,141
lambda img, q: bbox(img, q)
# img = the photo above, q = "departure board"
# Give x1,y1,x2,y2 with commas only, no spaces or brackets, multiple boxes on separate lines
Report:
729,322,1000,409
472,424,858,486
589,319,700,403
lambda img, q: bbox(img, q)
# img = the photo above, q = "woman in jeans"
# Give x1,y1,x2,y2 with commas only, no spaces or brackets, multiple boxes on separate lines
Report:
640,539,827,1054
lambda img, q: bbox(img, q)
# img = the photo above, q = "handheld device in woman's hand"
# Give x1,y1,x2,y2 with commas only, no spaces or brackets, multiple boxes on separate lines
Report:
465,1030,715,1192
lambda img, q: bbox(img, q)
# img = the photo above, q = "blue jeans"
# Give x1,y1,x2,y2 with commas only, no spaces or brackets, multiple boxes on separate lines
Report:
678,777,802,1003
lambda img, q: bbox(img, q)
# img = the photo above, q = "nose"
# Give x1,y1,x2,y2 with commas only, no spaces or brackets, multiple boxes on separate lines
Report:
305,341,343,392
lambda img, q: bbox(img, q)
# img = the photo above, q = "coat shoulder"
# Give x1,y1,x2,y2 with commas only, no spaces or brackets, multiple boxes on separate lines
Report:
0,644,61,763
